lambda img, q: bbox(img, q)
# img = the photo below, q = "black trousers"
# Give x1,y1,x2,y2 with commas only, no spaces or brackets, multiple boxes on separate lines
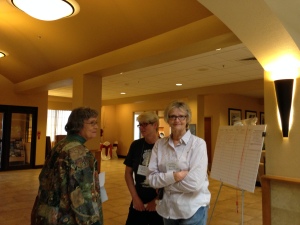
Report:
125,203,164,225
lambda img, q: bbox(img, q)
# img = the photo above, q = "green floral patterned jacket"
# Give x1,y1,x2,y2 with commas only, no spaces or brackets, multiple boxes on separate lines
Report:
31,134,103,225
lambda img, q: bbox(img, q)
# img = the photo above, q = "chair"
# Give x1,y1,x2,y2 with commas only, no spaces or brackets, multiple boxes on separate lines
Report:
111,141,118,159
55,135,66,144
100,141,111,160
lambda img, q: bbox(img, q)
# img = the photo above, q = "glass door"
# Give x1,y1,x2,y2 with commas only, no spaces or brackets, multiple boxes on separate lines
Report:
0,113,3,169
9,113,32,167
0,105,37,171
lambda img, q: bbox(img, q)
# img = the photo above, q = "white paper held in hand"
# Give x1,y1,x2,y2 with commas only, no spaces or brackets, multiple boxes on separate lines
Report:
98,172,108,202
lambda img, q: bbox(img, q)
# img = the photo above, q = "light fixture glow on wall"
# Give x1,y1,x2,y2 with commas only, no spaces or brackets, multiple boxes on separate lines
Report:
8,0,80,21
274,79,294,137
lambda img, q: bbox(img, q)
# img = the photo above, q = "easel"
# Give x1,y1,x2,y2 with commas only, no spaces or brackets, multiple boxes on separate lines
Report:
208,125,266,225
208,182,245,225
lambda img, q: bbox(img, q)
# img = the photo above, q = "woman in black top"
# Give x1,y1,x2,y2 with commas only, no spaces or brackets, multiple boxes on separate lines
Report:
124,111,163,225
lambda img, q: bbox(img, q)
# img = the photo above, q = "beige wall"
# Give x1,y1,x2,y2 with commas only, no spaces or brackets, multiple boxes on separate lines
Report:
100,97,197,156
264,74,300,178
1,74,264,167
48,97,72,110
0,76,48,166
264,73,300,224
100,105,117,145
205,94,264,161
100,93,263,158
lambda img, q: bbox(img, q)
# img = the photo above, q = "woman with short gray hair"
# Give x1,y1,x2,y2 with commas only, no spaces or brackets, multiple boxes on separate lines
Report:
32,107,103,225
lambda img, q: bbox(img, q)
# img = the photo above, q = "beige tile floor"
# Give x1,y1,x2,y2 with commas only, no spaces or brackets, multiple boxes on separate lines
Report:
0,158,262,225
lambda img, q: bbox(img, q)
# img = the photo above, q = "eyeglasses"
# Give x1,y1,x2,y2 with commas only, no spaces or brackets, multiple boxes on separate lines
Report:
168,115,187,121
85,121,98,126
137,123,153,128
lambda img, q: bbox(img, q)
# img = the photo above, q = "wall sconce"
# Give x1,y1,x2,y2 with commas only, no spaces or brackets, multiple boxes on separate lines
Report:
8,0,80,21
274,79,294,137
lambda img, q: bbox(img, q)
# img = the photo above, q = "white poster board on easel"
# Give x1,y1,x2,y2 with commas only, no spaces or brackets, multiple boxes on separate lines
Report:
210,125,266,193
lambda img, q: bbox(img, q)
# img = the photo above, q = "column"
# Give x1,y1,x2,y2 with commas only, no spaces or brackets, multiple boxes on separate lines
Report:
72,72,102,165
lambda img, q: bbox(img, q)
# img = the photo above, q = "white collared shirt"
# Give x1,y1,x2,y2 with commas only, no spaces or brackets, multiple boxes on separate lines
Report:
148,130,211,219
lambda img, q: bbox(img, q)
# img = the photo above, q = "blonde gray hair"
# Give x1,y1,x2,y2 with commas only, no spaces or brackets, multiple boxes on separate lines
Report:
137,111,159,130
164,100,192,128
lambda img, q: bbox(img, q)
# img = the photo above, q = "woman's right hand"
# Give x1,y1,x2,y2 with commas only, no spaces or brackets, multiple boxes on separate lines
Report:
132,196,145,211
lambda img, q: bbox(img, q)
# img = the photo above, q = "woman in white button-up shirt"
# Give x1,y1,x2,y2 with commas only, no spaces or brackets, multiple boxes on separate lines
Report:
148,100,211,225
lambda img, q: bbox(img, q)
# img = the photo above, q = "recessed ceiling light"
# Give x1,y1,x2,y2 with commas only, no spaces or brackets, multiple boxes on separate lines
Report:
8,0,80,21
198,68,208,72
120,92,126,95
176,83,182,86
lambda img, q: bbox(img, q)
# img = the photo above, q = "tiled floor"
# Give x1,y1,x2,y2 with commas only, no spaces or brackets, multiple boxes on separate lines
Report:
0,158,262,225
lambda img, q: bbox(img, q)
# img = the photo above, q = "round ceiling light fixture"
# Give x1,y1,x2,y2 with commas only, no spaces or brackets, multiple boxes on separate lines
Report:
0,51,7,58
8,0,80,21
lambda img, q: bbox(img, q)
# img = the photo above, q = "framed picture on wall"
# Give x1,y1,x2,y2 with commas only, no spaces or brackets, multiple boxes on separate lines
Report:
228,108,242,125
245,110,257,119
260,112,265,124
189,124,196,135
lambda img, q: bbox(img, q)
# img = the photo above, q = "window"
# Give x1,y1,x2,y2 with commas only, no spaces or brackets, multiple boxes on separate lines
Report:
133,112,141,140
46,110,71,145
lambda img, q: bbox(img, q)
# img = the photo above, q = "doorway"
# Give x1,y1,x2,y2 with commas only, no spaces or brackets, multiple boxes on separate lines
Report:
204,117,212,171
0,105,37,171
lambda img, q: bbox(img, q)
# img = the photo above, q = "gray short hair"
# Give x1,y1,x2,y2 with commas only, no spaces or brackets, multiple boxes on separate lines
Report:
65,107,98,135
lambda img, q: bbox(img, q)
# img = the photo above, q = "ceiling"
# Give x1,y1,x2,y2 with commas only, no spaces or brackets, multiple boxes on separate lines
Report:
1,0,298,102
49,44,264,100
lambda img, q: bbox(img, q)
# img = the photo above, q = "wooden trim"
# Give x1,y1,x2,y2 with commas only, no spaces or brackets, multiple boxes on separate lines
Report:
261,175,300,225
90,149,101,172
261,176,271,225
